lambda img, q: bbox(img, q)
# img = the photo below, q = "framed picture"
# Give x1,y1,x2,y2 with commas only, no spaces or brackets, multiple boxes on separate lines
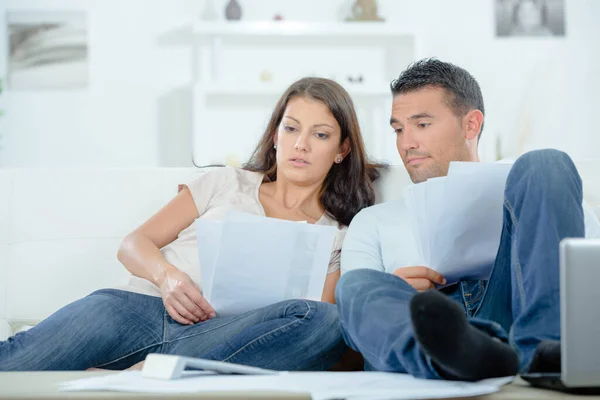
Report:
495,0,566,37
7,11,88,90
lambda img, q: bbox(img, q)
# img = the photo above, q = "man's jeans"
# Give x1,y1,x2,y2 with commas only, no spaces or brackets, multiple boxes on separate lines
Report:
0,291,345,371
336,149,585,378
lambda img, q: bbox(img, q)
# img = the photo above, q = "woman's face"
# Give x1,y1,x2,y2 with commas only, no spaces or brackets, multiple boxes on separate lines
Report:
274,96,346,186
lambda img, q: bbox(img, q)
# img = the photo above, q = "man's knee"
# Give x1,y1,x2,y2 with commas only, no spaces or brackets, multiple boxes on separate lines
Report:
508,149,581,192
516,148,574,168
335,269,379,307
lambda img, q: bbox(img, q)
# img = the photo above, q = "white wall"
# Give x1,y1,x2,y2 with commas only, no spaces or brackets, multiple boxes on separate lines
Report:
0,0,598,167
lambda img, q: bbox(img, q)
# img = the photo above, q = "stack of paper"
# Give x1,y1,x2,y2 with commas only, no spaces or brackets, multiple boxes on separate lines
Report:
403,162,513,284
195,211,337,316
60,370,513,399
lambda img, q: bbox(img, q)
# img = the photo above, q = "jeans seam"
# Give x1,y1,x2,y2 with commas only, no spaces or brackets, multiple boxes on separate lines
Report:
459,282,470,315
163,307,282,344
504,196,527,310
162,310,168,351
92,342,162,369
220,300,313,363
472,281,487,317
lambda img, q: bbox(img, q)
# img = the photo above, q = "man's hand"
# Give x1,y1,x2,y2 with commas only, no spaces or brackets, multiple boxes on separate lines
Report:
392,266,446,291
159,265,216,325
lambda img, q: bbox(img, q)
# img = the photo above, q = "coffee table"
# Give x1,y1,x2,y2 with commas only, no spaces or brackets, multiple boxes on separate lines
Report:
0,372,598,399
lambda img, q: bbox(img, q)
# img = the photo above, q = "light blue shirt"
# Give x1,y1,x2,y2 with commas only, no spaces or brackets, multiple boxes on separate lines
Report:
341,200,421,274
341,199,600,275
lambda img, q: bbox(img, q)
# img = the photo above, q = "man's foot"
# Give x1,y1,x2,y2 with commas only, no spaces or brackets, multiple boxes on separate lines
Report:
410,290,519,381
528,341,560,373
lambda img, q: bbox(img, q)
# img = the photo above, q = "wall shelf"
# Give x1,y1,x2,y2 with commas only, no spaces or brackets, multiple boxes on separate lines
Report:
197,82,391,97
192,21,416,38
189,20,419,166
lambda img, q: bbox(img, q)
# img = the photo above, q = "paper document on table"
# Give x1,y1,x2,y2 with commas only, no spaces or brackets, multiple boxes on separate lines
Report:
60,370,513,399
404,162,513,283
196,211,337,316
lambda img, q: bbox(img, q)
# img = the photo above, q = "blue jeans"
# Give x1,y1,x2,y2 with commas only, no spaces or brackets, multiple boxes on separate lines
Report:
336,149,585,378
0,290,345,371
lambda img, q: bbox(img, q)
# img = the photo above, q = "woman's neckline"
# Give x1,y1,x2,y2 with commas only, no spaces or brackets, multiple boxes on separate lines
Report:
253,173,328,225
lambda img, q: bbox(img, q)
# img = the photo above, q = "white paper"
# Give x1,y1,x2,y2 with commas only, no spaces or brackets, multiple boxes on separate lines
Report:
196,212,337,316
404,162,513,283
60,370,513,400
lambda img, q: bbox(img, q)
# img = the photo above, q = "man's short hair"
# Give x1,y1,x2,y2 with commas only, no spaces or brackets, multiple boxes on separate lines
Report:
390,58,485,139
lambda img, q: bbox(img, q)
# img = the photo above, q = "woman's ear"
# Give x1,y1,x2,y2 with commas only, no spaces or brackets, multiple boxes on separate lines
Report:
339,138,351,158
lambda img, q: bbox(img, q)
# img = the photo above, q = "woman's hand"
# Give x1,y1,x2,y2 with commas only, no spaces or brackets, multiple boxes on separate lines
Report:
159,265,216,325
392,266,446,291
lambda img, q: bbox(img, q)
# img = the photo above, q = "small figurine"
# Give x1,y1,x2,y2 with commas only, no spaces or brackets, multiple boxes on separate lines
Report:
346,0,384,22
260,70,273,82
225,0,242,21
347,74,365,84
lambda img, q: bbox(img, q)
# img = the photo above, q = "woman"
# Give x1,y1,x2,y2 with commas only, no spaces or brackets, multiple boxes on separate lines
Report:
0,77,380,371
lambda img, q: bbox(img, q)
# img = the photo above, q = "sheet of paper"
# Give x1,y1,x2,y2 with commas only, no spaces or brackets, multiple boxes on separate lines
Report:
403,162,513,283
60,370,513,400
432,162,512,282
196,212,337,316
403,185,425,264
424,177,446,263
410,181,431,265
195,219,223,301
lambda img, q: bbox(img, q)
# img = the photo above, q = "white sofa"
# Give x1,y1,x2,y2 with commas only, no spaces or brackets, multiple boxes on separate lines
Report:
1,163,600,340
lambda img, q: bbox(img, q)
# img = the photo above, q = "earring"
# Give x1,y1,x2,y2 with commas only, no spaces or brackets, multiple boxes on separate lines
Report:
336,156,342,163
273,144,277,149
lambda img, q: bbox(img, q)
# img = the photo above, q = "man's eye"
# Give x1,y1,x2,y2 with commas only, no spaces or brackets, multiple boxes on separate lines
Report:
418,123,430,129
395,128,403,135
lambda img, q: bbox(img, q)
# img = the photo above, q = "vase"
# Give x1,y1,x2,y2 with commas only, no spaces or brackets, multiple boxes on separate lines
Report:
225,0,242,21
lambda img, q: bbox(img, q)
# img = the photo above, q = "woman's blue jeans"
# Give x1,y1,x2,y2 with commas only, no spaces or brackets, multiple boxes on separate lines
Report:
0,290,345,371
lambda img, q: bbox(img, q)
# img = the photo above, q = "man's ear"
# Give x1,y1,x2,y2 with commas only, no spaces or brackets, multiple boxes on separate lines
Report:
464,109,484,141
339,138,351,158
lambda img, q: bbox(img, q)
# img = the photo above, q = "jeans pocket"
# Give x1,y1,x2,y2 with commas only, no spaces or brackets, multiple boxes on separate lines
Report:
461,280,487,317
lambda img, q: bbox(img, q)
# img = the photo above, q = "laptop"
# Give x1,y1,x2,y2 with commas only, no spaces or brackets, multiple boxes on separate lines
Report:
521,238,600,394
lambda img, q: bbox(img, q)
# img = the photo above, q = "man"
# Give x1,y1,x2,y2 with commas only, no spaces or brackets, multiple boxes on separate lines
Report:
335,58,600,381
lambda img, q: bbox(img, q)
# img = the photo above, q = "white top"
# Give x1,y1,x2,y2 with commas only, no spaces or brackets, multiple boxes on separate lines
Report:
119,167,345,297
341,199,600,274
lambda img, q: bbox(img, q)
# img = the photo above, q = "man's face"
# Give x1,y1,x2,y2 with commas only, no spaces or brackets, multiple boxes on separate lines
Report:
390,87,472,183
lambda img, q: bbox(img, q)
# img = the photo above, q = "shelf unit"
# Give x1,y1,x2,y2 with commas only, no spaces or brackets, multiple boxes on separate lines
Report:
193,21,417,38
198,81,392,97
189,21,419,166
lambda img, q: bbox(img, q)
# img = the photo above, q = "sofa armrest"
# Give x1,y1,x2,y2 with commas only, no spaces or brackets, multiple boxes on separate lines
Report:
0,319,9,341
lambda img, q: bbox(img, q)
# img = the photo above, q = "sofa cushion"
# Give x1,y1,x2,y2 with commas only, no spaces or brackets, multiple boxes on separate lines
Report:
1,161,599,341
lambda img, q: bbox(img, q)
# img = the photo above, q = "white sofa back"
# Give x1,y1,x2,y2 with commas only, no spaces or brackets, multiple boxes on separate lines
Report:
1,164,599,340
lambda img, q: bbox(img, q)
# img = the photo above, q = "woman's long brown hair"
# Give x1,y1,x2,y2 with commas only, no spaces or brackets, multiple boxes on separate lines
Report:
244,77,384,226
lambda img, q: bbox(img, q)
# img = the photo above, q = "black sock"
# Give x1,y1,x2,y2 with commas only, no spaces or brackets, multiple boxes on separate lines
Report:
528,340,561,373
410,290,520,381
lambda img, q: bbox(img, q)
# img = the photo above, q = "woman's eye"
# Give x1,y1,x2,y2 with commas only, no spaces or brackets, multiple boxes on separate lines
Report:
284,125,297,132
315,132,329,139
